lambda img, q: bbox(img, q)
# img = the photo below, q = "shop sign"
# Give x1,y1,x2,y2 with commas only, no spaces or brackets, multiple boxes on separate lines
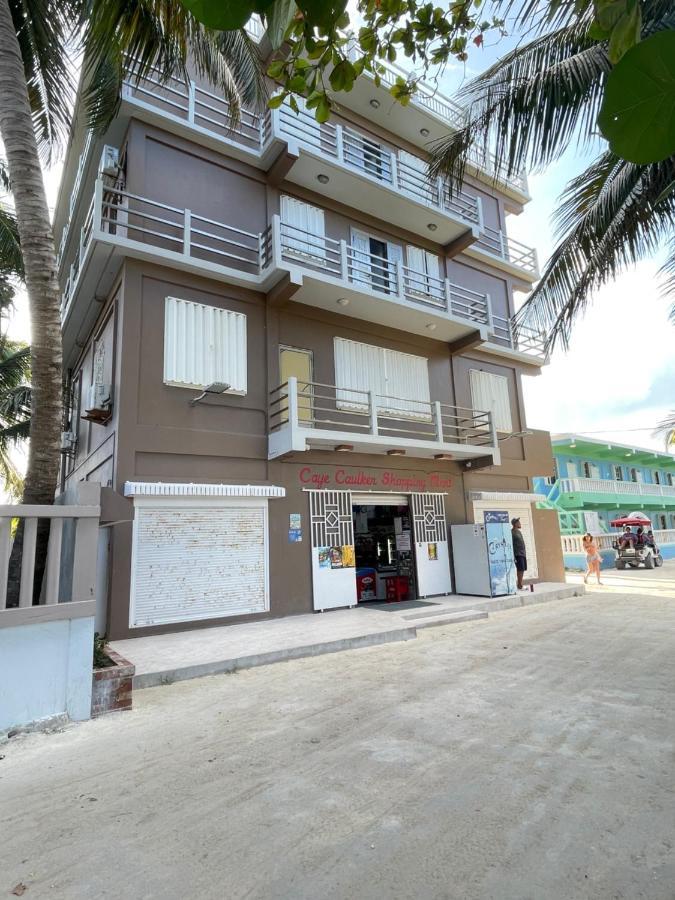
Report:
299,467,452,492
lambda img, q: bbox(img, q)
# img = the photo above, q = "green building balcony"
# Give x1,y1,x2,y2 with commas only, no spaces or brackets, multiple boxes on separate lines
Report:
557,477,675,510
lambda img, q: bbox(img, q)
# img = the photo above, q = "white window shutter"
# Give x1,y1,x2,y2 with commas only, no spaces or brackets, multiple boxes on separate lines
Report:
334,337,384,409
407,245,425,272
383,348,430,417
424,252,440,279
469,369,512,432
350,228,372,284
281,195,325,259
164,296,247,394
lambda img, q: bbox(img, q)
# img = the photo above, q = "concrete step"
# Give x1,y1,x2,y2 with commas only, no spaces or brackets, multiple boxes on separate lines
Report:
406,609,488,630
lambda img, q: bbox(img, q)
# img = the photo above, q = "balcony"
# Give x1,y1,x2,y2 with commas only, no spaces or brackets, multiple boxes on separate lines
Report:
557,477,675,509
276,107,481,246
466,225,539,284
60,179,547,366
269,377,500,462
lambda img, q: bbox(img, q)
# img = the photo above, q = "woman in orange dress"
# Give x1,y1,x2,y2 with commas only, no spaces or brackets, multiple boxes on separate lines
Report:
582,533,603,585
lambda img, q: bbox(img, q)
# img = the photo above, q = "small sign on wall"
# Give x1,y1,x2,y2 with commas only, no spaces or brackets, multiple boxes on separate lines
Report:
288,512,302,543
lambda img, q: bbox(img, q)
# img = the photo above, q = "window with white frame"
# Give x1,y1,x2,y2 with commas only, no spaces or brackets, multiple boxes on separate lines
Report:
163,296,247,393
469,369,512,433
280,196,326,262
334,338,430,419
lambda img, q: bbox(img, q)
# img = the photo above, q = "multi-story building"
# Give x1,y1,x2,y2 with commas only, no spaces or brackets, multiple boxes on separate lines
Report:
535,434,675,568
53,45,562,640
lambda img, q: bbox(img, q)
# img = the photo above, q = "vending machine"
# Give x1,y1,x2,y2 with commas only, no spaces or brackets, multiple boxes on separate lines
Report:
450,511,517,597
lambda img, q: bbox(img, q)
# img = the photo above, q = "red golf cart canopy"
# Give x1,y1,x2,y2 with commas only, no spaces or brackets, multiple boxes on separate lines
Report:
610,512,652,528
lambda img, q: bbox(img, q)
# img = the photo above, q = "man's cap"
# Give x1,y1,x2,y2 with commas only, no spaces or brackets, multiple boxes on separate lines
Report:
511,517,520,526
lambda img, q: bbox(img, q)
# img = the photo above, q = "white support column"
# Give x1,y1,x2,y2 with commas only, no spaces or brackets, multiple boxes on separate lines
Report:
436,176,445,212
476,195,485,232
443,279,451,313
489,412,498,450
19,517,37,608
368,392,378,436
484,292,494,332
44,518,64,606
433,401,444,442
287,376,300,445
500,229,508,261
390,153,399,190
183,209,192,257
187,81,196,124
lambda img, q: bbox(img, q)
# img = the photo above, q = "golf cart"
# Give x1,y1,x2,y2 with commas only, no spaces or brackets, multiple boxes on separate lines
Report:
610,512,663,570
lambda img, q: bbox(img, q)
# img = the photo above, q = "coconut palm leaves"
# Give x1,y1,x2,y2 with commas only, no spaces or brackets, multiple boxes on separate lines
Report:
430,0,675,352
0,340,31,499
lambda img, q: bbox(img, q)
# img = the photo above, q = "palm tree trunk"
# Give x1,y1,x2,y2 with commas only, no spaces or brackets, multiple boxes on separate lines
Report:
0,0,63,603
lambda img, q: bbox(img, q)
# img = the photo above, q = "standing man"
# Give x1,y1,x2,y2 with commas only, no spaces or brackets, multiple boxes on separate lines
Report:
511,517,527,591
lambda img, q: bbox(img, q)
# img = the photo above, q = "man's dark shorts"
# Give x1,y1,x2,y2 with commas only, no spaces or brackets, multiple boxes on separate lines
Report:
515,555,527,572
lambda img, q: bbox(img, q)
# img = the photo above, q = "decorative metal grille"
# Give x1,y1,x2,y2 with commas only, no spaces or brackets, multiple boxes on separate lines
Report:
308,490,354,547
411,493,447,543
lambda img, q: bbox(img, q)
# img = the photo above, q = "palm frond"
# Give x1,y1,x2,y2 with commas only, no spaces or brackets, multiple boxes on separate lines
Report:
0,204,24,280
8,0,76,158
654,412,675,451
80,0,266,134
515,152,675,350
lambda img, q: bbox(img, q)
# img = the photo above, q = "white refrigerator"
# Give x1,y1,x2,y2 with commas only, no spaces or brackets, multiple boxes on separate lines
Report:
451,521,517,597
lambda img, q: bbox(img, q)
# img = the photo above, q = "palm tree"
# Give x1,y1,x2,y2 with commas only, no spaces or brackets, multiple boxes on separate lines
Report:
430,0,675,351
0,0,265,602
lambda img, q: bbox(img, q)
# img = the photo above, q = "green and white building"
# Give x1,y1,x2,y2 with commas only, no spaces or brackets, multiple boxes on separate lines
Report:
534,434,675,568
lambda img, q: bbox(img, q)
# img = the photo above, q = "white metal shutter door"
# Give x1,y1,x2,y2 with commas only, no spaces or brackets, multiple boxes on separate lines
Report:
469,369,512,432
411,493,452,597
383,347,431,417
130,502,268,627
334,337,385,410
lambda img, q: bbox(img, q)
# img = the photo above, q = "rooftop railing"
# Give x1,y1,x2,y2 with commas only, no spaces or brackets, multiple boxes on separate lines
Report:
473,225,539,277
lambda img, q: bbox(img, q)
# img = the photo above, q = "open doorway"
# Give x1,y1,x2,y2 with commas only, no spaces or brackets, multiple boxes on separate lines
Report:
353,498,416,602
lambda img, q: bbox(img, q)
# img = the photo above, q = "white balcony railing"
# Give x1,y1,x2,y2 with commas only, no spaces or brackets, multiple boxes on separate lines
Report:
277,106,482,228
473,225,539,277
61,180,546,362
559,477,675,500
561,529,675,554
269,377,498,459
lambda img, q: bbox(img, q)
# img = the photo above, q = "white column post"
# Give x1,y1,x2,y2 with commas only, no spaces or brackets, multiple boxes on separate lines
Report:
272,214,282,269
436,176,445,211
93,178,103,235
287,376,299,446
335,124,344,164
484,291,494,333
187,81,196,124
340,239,349,282
443,279,451,313
183,209,191,258
368,391,378,436
390,153,399,190
489,412,498,449
476,195,484,232
500,229,508,261
433,401,443,442
396,259,405,299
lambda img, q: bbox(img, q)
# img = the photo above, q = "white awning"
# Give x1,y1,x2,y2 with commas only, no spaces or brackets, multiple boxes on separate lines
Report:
468,491,545,503
124,482,285,499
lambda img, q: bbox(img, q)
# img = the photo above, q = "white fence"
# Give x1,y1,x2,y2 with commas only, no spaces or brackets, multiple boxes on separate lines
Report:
559,477,675,500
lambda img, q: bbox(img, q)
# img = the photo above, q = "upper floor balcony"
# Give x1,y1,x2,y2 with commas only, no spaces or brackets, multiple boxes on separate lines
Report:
59,178,547,369
268,376,500,463
557,477,675,509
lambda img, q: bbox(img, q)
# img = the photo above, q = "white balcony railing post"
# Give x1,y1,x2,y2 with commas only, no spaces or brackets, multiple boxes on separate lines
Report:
287,376,299,433
368,392,378,436
443,279,451,313
335,124,344,164
476,196,485,232
390,153,399,191
489,412,498,449
187,81,196,125
340,239,349,281
484,292,494,332
272,214,282,269
396,259,405,299
499,229,508,261
433,401,443,442
93,177,103,234
183,209,192,257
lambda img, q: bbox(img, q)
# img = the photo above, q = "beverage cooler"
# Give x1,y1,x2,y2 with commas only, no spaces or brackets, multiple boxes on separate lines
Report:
450,519,517,597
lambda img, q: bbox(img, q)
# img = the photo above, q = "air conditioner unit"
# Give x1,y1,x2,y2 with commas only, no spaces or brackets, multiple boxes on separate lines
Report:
81,383,113,423
98,146,120,179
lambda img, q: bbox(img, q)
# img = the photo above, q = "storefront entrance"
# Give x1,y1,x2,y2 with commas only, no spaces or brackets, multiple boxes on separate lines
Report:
352,496,416,603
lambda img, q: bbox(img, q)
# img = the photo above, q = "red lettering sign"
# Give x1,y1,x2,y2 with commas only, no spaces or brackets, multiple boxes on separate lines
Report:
298,468,452,491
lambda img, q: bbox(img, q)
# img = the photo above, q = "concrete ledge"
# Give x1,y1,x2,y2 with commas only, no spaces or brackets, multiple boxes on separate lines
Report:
412,610,488,630
132,626,417,689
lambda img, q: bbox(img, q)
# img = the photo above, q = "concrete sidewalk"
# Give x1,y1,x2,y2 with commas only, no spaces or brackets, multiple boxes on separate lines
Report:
110,581,583,688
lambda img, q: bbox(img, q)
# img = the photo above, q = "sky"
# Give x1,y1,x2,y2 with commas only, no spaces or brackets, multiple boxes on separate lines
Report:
3,11,674,458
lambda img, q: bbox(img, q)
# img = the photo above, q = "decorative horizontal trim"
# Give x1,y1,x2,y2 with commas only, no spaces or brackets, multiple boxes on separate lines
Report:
468,491,545,503
124,482,285,499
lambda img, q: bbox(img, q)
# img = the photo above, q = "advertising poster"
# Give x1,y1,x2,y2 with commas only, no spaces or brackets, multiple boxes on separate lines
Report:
428,542,438,561
317,547,331,569
289,513,302,530
330,547,343,569
396,531,411,552
341,545,355,568
483,510,516,596
288,529,302,543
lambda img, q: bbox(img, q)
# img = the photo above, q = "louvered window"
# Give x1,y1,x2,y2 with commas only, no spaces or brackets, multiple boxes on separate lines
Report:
469,369,512,433
334,338,430,419
280,196,326,261
163,296,247,394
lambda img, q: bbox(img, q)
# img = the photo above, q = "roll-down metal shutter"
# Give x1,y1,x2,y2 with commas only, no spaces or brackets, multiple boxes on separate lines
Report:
130,500,268,627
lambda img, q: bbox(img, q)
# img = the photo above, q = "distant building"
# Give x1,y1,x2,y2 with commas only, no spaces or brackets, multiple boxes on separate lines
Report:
534,434,675,568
